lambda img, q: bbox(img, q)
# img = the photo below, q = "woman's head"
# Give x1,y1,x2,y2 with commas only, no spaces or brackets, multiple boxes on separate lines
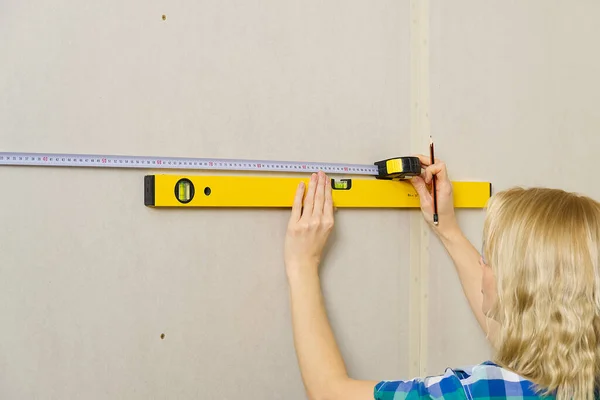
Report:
482,187,600,399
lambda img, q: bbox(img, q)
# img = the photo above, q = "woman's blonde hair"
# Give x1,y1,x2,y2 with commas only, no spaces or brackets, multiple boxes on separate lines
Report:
483,187,600,400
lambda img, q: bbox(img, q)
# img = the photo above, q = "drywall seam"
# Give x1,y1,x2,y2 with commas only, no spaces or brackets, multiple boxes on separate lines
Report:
408,0,430,378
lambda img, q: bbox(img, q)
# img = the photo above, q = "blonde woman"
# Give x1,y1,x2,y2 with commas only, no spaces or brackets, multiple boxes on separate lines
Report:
284,158,600,400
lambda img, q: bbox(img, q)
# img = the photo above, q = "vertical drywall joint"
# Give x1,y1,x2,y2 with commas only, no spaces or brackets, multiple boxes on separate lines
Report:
408,0,430,378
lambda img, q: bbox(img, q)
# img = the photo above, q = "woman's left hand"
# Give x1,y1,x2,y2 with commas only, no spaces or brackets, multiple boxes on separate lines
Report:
284,171,335,279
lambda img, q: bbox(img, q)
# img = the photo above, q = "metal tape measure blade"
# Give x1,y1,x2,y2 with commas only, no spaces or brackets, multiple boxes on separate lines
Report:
0,152,380,175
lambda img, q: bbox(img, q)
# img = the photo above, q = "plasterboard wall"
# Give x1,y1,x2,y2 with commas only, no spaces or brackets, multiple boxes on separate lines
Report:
2,1,599,398
0,1,413,398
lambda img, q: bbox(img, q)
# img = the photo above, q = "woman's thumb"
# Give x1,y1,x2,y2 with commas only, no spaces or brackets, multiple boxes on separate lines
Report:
410,176,430,202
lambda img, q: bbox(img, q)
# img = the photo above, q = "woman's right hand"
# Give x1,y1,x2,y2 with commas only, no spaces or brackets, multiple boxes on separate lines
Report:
409,155,460,240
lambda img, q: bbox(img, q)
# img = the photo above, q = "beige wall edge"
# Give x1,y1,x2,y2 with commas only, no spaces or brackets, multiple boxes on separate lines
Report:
409,0,430,378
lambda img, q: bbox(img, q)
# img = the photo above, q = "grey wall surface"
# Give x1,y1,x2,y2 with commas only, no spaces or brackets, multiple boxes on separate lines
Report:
0,1,412,399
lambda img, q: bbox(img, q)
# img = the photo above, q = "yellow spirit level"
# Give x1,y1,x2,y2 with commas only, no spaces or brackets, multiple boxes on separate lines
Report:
144,162,491,210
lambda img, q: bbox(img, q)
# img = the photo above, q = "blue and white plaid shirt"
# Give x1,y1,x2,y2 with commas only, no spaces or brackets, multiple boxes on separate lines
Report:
374,361,558,399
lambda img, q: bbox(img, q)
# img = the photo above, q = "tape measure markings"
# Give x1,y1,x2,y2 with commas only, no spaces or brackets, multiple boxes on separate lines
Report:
0,152,379,175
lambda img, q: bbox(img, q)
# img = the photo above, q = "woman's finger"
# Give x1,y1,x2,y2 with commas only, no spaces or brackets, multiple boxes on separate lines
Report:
423,162,449,184
324,175,334,218
414,154,445,170
290,181,305,222
414,154,433,167
302,173,318,217
410,175,432,204
313,171,326,216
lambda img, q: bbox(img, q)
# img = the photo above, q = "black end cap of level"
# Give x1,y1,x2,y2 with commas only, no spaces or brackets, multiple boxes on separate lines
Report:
144,175,155,206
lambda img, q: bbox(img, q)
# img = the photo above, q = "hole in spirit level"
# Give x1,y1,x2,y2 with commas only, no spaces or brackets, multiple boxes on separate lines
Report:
175,178,195,203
